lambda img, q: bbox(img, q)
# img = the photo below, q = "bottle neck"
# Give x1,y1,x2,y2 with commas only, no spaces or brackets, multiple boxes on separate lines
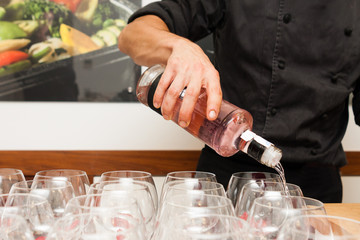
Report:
238,130,282,168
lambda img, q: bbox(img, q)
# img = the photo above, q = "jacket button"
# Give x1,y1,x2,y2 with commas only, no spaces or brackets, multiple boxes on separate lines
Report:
283,13,292,24
278,60,286,70
270,108,277,116
344,28,353,37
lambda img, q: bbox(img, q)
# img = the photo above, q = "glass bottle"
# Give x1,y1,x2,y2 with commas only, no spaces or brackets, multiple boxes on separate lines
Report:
136,65,282,168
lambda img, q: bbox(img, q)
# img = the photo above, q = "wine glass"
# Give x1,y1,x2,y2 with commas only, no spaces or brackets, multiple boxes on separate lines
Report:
96,179,157,238
0,213,35,240
154,214,250,240
160,171,217,203
235,181,303,220
34,169,90,196
161,180,226,207
64,193,145,230
0,193,55,238
0,168,26,194
247,195,327,239
277,215,360,239
47,212,146,240
9,179,76,218
154,192,236,239
100,170,158,211
226,171,281,206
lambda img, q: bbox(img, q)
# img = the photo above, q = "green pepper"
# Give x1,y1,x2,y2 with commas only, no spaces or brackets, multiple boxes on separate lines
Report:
0,21,27,40
31,46,51,63
0,59,31,77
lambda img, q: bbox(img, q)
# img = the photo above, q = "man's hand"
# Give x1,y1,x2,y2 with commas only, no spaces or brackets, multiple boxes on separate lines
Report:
118,15,222,126
154,38,222,127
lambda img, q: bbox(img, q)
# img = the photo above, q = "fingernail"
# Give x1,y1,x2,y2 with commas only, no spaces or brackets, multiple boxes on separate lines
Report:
209,110,216,119
154,102,160,108
179,121,188,128
163,114,170,120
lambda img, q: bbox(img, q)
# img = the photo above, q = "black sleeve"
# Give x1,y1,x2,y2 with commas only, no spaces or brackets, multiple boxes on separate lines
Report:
128,0,226,42
353,77,360,126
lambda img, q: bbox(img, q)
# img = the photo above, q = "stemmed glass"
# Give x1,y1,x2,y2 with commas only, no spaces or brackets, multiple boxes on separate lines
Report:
160,171,217,203
33,169,90,196
63,193,146,231
153,192,235,240
235,181,303,220
9,179,76,218
226,171,281,206
100,170,158,211
247,195,327,239
95,179,157,238
277,215,360,239
0,214,35,240
0,168,26,194
0,193,55,238
160,180,226,207
155,214,250,240
46,212,146,240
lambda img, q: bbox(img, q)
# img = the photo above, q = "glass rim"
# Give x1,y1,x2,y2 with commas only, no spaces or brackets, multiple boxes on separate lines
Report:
97,180,150,192
252,195,325,210
166,171,216,179
0,168,24,176
241,181,301,191
11,179,74,190
35,169,88,177
101,170,152,178
230,171,280,180
0,193,49,206
167,180,225,191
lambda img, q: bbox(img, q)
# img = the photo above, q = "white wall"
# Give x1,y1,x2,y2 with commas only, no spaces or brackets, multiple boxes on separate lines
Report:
0,102,202,150
0,103,357,152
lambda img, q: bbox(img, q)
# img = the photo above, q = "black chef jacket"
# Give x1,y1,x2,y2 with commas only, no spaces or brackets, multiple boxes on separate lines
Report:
129,0,360,168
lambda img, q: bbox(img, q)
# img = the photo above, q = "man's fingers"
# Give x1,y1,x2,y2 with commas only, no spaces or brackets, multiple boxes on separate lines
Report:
205,71,222,121
161,73,187,120
178,75,202,127
153,68,174,109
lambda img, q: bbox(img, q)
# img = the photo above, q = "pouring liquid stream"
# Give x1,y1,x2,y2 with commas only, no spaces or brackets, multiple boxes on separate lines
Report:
274,163,291,197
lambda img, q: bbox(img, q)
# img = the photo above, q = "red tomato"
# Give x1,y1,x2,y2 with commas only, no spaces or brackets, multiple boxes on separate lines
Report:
50,0,82,12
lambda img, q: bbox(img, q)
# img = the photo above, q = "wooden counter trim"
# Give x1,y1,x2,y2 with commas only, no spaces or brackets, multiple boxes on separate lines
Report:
0,151,358,182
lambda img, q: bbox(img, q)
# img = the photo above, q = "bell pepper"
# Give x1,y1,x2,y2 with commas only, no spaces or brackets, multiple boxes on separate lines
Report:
0,59,32,77
0,50,29,68
60,24,100,54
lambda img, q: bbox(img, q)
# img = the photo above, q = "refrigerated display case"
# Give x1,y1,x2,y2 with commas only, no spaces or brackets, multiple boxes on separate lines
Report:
0,0,141,101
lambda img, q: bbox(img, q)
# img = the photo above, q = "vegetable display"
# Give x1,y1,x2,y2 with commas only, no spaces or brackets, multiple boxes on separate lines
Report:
0,0,132,77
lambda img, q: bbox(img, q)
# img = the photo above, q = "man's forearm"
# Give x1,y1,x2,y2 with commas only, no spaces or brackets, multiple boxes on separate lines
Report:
118,15,180,66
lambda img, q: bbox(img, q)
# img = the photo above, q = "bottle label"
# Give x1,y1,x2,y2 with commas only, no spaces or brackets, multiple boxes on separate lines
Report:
147,74,162,115
248,140,266,162
254,135,272,148
241,130,256,142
